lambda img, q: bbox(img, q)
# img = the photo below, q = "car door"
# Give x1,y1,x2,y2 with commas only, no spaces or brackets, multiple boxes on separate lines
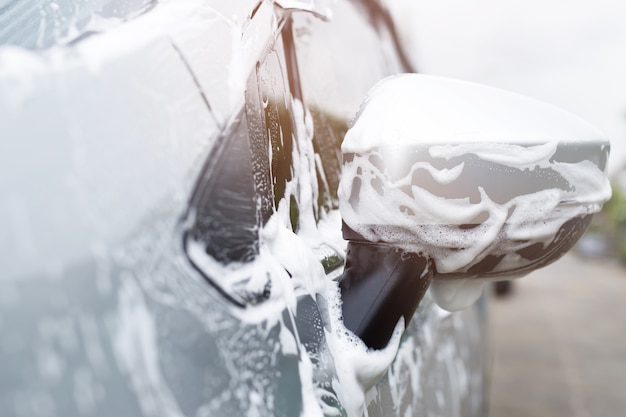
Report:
0,1,488,416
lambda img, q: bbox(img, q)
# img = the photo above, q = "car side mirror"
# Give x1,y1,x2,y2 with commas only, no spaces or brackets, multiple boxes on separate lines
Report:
338,74,611,349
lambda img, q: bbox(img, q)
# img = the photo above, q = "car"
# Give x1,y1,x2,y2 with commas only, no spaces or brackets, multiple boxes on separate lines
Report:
0,1,610,417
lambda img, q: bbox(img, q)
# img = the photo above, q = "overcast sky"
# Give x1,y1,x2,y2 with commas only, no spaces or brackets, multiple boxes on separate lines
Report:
387,0,626,176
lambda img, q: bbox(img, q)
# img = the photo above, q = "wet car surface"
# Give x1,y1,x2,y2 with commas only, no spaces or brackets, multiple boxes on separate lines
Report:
1,1,492,416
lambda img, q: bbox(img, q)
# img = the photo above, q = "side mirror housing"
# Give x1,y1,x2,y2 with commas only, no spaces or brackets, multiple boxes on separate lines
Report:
338,74,611,348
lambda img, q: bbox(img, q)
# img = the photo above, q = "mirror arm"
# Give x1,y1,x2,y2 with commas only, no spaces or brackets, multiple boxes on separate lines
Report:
338,238,434,349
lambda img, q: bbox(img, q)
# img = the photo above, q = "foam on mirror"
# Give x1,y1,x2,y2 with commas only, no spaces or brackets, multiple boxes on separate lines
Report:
339,74,611,311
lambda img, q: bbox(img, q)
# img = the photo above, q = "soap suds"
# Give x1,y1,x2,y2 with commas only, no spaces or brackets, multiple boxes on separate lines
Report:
111,274,184,417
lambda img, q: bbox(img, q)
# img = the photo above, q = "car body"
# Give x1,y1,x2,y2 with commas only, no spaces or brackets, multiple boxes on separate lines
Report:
0,1,488,416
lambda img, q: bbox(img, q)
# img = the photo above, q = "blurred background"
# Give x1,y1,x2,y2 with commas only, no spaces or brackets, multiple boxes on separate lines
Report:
386,0,626,415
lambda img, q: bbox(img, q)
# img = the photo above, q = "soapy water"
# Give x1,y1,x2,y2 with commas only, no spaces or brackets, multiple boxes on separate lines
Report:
340,142,609,276
265,99,406,417
339,145,606,311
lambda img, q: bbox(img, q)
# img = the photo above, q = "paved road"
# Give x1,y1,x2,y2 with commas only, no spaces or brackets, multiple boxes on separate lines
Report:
488,253,626,417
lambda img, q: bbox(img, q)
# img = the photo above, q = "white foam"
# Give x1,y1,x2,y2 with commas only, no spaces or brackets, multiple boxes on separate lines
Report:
429,279,486,312
429,141,558,170
344,74,606,154
324,282,405,417
226,92,410,415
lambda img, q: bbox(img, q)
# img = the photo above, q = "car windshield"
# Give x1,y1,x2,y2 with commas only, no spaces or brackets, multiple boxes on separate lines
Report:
0,0,154,49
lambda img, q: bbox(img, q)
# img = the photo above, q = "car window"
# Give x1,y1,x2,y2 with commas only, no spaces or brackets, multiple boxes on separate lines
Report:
181,23,296,306
182,109,264,306
293,0,409,207
255,34,298,228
